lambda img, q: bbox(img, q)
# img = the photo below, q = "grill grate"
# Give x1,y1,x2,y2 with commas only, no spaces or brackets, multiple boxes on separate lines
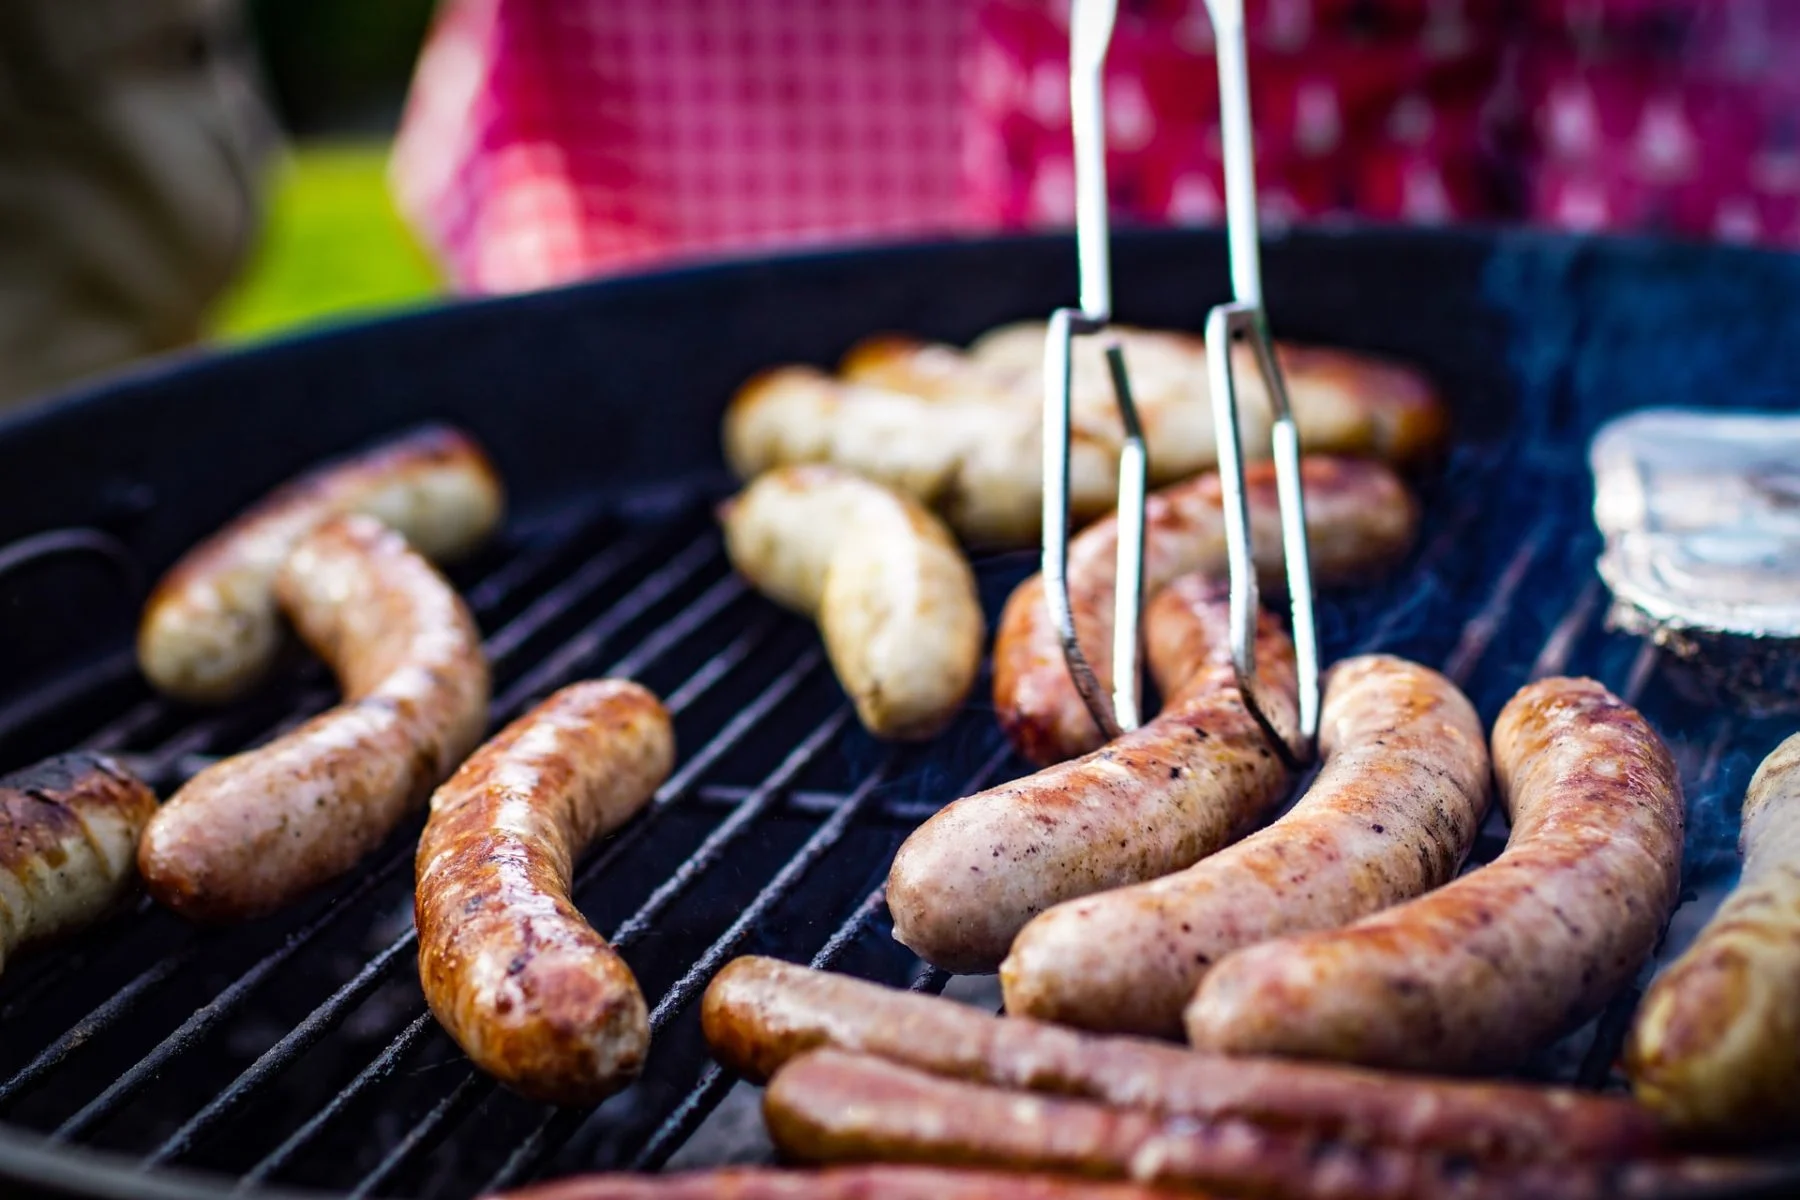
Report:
0,435,1791,1199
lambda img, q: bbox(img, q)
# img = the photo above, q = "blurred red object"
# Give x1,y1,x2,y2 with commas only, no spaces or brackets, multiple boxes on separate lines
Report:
392,0,1800,295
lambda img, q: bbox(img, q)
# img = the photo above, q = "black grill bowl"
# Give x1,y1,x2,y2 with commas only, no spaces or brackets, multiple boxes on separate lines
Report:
0,229,1798,1199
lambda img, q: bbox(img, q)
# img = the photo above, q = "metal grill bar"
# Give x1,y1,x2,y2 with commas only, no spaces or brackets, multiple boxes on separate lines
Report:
1441,515,1556,686
333,705,858,1195
231,642,828,1186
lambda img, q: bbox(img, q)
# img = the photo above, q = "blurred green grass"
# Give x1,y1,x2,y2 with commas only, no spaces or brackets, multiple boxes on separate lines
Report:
209,143,442,341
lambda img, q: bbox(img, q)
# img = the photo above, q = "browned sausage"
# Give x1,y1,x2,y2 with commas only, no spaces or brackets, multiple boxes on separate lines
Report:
139,515,490,922
1625,731,1800,1142
701,956,1664,1164
995,456,1418,767
417,680,673,1103
490,1166,1191,1200
1001,654,1491,1038
138,425,504,704
1187,676,1684,1073
0,754,158,976
763,1050,1753,1200
888,575,1297,974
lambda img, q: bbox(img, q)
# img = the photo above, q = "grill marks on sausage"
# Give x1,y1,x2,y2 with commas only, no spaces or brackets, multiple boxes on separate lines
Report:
416,680,674,1104
0,754,158,974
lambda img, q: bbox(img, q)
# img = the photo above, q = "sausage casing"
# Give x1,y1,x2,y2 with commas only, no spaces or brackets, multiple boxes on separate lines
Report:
721,465,984,740
1625,731,1800,1142
0,754,158,974
491,1166,1185,1200
995,457,1417,766
701,956,1665,1164
417,680,673,1104
764,1050,1737,1200
139,515,490,922
1002,654,1491,1038
888,576,1296,974
1186,676,1684,1073
138,424,503,704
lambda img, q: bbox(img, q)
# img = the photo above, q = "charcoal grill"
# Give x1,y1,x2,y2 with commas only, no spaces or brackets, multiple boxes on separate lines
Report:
2,229,1800,1199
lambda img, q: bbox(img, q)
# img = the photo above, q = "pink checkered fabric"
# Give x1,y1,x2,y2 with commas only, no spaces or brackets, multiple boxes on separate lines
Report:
392,0,971,293
392,0,1800,295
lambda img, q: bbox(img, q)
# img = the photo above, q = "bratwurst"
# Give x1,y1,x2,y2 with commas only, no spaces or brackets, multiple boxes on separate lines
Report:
0,754,158,976
1186,676,1684,1073
721,465,984,741
995,457,1417,766
701,956,1665,1164
888,575,1296,974
140,515,489,922
1002,654,1491,1038
417,680,673,1103
138,425,503,704
1626,731,1800,1142
491,1166,1186,1200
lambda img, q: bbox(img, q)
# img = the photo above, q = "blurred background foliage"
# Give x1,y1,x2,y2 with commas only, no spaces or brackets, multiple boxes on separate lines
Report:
210,0,442,341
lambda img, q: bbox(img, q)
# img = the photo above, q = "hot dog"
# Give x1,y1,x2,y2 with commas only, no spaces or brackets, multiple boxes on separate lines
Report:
491,1166,1187,1200
0,753,158,976
888,575,1296,974
139,515,490,922
1002,654,1491,1038
417,680,673,1104
720,465,984,741
701,956,1664,1164
763,1050,1745,1200
1186,677,1684,1073
138,425,503,704
1626,731,1800,1142
995,457,1418,767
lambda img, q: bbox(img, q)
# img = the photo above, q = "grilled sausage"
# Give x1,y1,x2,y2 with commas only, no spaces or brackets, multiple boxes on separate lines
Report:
727,328,1443,547
701,957,1664,1164
0,754,158,975
417,680,672,1103
140,515,490,922
848,322,1449,467
1186,676,1684,1073
764,1050,1745,1200
888,575,1296,973
138,424,504,704
491,1166,1186,1200
720,465,983,741
1625,731,1800,1142
723,367,1122,547
995,456,1418,766
1002,655,1491,1038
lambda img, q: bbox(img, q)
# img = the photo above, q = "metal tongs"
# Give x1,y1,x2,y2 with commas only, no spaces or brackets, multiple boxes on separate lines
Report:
1041,0,1321,767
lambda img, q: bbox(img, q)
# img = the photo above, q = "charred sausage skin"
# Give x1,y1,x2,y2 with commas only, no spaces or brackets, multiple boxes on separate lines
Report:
417,680,673,1104
0,754,158,974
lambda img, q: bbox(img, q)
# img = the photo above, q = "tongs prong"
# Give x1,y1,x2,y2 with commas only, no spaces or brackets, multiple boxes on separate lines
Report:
1042,0,1149,740
1204,0,1320,764
1042,0,1321,763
